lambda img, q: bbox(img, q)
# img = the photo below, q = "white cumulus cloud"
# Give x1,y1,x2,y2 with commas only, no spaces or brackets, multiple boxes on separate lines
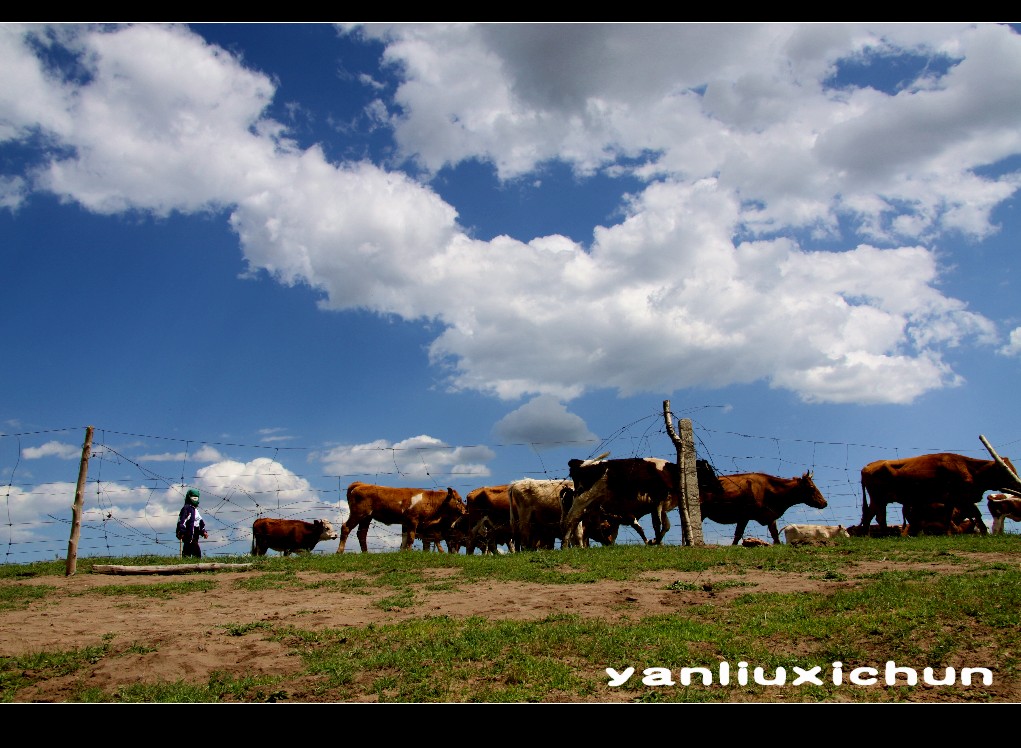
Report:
316,435,495,481
23,441,82,459
4,22,1020,407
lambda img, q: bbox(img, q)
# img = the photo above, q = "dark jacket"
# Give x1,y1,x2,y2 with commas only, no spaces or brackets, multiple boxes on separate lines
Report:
176,505,206,544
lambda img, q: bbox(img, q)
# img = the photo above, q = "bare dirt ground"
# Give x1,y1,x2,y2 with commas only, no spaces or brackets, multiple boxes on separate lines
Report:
2,552,1016,702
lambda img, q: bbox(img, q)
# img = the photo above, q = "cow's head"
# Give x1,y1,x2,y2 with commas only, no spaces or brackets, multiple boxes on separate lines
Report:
467,516,498,553
443,487,468,515
799,471,828,509
583,513,620,546
315,519,339,541
559,484,575,514
697,459,723,497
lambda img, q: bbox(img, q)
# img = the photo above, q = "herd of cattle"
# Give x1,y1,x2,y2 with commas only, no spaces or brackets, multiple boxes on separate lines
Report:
248,451,1021,556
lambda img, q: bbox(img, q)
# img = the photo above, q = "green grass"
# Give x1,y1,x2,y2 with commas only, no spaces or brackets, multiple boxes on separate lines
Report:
0,641,113,702
0,583,54,611
1,534,1018,702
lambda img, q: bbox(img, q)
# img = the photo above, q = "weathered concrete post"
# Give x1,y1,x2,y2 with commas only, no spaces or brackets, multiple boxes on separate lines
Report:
663,401,704,546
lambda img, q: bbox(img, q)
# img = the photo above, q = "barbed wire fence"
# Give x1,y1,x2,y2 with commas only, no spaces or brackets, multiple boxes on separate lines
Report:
1,414,1018,565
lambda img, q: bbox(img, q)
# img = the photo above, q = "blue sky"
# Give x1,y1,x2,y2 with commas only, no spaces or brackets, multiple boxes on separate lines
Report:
2,23,1021,562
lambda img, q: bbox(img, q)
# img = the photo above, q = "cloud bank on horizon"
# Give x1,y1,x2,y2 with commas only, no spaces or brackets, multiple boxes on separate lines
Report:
3,22,1020,414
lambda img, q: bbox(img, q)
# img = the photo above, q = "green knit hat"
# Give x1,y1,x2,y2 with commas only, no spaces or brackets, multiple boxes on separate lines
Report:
185,489,200,506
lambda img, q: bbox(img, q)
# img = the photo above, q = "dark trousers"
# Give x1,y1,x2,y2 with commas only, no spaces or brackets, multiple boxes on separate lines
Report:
182,539,202,558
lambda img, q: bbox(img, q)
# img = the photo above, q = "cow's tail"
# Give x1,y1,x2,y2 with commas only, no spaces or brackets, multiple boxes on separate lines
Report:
860,476,873,531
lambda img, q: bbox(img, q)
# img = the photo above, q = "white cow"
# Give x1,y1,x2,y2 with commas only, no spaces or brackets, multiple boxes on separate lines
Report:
508,478,577,550
782,524,849,545
987,493,1021,535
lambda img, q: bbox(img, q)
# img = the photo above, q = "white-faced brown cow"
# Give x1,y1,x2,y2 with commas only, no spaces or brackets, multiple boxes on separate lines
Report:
987,493,1021,535
860,453,1021,536
464,484,513,554
700,466,829,545
337,482,467,553
251,518,339,556
563,457,681,548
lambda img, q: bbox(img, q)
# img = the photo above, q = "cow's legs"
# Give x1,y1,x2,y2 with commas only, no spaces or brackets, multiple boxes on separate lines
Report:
402,522,417,551
649,506,663,545
964,504,988,535
993,516,1006,535
859,485,871,530
356,519,372,553
860,486,884,534
336,520,357,553
865,502,888,535
767,522,781,545
517,523,529,551
561,507,584,548
652,505,670,545
731,520,749,545
879,502,892,531
509,502,521,552
627,520,648,543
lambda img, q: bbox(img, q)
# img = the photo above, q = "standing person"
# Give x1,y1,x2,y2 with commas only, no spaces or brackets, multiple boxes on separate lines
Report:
176,489,208,558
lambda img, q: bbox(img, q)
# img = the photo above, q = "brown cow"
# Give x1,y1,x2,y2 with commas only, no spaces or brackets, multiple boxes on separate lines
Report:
251,518,338,556
987,493,1021,535
860,453,1021,536
464,484,513,554
337,482,467,553
699,465,828,545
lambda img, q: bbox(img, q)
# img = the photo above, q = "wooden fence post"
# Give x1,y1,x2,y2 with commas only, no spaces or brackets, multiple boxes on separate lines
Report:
979,434,1021,496
66,425,93,577
663,401,704,546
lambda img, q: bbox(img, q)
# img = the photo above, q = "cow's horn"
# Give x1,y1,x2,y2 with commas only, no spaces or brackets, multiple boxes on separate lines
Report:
580,451,611,467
